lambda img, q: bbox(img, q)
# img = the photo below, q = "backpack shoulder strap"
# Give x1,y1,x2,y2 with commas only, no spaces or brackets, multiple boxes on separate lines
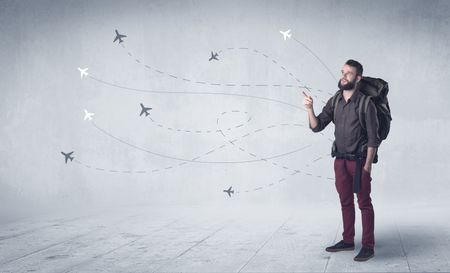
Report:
358,94,371,131
331,91,342,123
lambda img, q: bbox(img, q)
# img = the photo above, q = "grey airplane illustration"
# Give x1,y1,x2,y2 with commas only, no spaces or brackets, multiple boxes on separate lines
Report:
113,29,127,43
61,151,74,164
140,103,152,116
209,51,219,61
223,186,234,197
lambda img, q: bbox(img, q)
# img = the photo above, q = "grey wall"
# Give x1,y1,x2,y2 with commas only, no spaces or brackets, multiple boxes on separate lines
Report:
1,0,450,218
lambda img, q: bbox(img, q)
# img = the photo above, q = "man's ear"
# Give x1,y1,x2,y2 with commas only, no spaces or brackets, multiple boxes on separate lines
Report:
356,75,362,83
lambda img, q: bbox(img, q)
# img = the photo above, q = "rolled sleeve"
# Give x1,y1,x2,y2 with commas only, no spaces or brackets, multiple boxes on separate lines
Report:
365,100,381,148
310,97,333,132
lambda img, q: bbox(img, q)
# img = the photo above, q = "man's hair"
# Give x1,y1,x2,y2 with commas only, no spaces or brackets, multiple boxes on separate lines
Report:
345,59,363,76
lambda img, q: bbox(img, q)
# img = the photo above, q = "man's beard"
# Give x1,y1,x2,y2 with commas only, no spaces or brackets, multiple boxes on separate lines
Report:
338,78,357,90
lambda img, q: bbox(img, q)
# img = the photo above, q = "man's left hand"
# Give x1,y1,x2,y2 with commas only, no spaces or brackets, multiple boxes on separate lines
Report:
363,164,372,173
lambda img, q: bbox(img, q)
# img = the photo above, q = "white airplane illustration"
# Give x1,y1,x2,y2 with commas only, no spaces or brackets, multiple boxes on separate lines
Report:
113,29,127,43
78,67,88,79
279,29,292,40
84,109,94,121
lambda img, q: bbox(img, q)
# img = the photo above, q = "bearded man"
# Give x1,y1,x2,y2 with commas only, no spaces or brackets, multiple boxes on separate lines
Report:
303,59,380,262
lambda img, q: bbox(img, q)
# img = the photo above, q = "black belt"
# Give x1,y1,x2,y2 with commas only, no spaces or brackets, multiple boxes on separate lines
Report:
335,152,365,194
335,153,364,161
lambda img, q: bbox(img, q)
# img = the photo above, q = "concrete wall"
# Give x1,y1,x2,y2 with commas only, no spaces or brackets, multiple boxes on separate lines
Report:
1,0,449,218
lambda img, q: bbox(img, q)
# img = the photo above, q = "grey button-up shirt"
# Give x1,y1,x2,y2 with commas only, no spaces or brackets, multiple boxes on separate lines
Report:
310,89,380,154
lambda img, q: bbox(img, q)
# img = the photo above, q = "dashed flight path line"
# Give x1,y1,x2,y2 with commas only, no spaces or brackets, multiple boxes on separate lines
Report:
72,109,334,195
69,30,339,195
146,110,252,134
215,111,334,194
120,43,334,100
90,121,314,164
88,75,311,111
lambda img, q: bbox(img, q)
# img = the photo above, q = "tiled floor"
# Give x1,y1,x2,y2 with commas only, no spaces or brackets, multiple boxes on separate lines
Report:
0,204,449,273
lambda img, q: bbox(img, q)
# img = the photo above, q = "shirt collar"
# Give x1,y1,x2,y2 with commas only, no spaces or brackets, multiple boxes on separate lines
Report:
337,87,363,103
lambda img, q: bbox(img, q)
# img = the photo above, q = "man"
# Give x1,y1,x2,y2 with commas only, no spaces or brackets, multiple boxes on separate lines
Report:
303,59,380,262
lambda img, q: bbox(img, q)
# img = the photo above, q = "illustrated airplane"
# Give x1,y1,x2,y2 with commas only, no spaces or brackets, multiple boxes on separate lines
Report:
279,29,292,40
113,29,127,43
223,186,234,197
209,51,219,61
84,109,94,121
139,103,152,116
61,151,74,164
77,67,88,79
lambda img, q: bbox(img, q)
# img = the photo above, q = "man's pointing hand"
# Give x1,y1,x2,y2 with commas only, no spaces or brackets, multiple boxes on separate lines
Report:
303,91,313,110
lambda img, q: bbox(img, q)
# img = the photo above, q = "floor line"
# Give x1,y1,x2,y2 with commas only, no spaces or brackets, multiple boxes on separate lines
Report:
151,221,231,273
323,221,341,273
238,215,292,272
396,223,412,272
62,219,179,273
0,213,141,266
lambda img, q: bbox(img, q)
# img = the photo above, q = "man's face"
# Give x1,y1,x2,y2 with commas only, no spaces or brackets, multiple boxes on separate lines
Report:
338,64,361,91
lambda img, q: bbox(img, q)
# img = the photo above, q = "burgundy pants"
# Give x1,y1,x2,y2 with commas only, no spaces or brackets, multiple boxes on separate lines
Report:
334,158,375,249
